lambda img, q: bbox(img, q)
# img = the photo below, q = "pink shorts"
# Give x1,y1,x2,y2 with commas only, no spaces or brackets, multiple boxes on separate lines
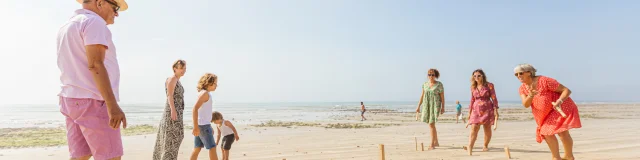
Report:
59,97,123,160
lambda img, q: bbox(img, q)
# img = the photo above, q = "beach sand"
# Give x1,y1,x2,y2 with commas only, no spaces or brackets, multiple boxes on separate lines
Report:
1,104,639,160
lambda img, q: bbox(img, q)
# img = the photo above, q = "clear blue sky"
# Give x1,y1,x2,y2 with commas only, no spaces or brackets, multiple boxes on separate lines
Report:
1,0,638,105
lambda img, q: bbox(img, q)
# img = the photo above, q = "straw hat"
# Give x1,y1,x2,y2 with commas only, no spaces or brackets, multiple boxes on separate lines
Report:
76,0,128,11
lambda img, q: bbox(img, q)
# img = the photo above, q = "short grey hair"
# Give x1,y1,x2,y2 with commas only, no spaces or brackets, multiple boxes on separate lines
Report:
514,63,537,77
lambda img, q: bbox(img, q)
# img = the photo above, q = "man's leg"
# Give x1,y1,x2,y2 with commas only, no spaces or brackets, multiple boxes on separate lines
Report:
60,97,93,160
77,99,123,160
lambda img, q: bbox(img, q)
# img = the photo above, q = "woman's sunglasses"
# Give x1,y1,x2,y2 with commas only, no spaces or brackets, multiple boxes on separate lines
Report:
514,71,528,76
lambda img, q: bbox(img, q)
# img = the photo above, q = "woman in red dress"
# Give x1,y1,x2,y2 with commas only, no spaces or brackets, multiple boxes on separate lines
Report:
515,64,581,160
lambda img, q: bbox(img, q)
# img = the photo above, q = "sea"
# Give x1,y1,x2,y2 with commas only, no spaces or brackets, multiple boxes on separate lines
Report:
0,101,631,128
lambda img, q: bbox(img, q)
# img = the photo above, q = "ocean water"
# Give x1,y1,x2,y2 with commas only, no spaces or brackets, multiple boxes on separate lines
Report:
0,101,623,128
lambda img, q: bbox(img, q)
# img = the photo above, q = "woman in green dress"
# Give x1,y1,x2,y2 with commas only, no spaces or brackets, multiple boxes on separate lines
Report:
415,68,445,150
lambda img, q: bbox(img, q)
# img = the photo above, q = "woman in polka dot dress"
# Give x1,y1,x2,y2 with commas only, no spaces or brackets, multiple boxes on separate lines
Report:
515,64,581,160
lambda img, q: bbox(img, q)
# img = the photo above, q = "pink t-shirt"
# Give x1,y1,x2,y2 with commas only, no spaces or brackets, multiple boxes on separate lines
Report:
56,9,120,101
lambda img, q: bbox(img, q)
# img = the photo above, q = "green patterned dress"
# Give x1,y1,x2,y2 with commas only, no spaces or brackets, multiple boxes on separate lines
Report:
420,81,444,124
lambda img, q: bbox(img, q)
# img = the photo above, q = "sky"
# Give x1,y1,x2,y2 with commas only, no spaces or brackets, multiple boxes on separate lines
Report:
1,0,638,105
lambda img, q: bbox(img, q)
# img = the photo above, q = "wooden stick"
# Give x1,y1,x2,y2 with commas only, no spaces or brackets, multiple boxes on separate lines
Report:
414,137,418,151
380,144,385,160
421,143,424,151
504,146,511,159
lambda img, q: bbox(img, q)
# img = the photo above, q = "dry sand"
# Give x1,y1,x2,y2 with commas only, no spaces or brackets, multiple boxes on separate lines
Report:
1,104,639,160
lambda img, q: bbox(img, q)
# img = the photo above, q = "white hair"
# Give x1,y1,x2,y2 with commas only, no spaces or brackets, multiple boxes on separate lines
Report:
514,63,537,77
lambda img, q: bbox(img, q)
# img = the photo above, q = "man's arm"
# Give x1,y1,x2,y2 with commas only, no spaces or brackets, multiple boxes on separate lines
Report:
85,44,126,129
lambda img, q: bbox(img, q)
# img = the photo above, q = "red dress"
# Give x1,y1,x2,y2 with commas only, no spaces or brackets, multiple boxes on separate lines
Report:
469,83,499,125
519,76,582,143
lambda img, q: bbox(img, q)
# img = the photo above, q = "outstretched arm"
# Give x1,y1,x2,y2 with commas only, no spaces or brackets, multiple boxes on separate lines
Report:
226,121,240,141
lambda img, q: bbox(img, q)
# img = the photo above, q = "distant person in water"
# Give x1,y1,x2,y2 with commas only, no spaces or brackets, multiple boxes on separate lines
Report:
360,102,367,121
456,101,465,124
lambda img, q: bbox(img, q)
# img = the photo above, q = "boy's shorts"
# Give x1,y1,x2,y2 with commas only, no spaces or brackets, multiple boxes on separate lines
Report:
221,134,235,150
194,124,216,149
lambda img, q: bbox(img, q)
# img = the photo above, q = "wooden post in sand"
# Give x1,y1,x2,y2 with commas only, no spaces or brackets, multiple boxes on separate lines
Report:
504,146,511,159
421,143,424,151
379,144,385,160
414,137,418,151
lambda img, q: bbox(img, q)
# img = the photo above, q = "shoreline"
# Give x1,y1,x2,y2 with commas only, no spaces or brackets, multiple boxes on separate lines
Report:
2,104,638,149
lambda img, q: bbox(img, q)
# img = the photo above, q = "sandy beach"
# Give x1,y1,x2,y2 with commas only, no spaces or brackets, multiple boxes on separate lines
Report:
1,104,639,160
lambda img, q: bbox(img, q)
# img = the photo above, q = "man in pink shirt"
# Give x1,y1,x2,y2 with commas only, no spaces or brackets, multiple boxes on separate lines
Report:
57,0,128,159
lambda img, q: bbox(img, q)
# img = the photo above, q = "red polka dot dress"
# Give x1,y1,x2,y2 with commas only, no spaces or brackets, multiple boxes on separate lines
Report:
519,76,582,143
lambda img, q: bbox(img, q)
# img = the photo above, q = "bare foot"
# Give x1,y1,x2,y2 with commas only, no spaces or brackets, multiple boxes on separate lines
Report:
462,146,472,155
482,147,489,151
562,157,575,160
428,146,435,150
434,142,440,147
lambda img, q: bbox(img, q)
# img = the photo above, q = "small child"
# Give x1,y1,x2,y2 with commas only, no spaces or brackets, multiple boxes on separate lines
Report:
456,101,466,124
191,73,219,160
211,112,239,160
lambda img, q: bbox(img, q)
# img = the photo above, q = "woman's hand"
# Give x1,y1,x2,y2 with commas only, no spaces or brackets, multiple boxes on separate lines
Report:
465,115,471,128
493,122,498,130
493,109,499,130
551,100,567,118
528,89,539,98
170,109,178,121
